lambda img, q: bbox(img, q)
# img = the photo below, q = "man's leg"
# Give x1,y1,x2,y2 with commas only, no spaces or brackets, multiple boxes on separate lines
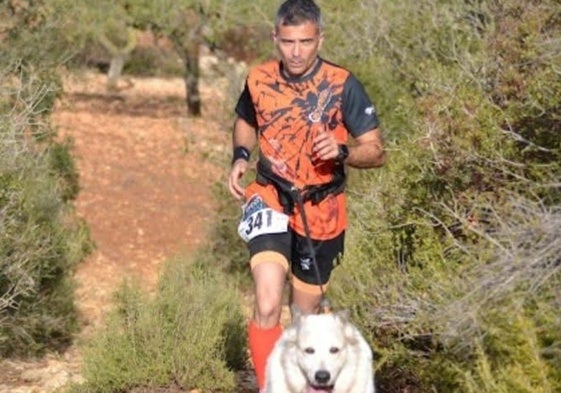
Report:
248,252,288,391
289,231,344,315
290,278,324,314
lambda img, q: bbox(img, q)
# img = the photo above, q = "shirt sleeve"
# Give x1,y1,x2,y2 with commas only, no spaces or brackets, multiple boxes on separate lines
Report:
234,81,258,128
342,74,380,138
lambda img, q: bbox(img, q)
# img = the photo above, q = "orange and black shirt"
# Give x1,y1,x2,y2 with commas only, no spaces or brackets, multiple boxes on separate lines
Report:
235,58,380,239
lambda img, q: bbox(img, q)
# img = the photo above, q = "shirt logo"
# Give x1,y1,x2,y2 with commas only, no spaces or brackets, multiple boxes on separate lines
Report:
308,89,333,123
365,106,376,116
299,256,312,271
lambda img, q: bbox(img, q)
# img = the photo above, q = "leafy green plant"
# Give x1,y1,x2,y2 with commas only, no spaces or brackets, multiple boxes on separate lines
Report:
0,78,92,356
0,0,97,357
326,1,561,391
71,256,247,393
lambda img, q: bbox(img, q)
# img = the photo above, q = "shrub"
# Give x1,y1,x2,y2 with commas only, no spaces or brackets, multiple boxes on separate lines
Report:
71,256,247,393
208,180,254,284
327,0,561,391
0,65,92,356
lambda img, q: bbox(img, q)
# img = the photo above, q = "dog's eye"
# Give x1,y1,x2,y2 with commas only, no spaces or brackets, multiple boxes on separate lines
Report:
304,347,315,354
330,347,340,354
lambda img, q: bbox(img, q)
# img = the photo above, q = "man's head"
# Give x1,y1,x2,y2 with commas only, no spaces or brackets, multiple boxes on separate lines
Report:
275,0,323,31
273,0,324,77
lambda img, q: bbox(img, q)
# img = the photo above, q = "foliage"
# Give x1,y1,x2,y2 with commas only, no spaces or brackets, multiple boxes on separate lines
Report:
68,0,561,391
2,0,560,392
0,64,92,356
70,256,247,393
0,0,87,76
124,42,185,77
208,175,256,286
327,0,561,391
0,0,92,356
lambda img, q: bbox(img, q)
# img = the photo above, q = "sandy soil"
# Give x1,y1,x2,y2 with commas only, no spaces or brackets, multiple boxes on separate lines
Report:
58,72,228,327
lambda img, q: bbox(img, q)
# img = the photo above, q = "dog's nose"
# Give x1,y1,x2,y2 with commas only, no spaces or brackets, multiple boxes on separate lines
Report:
314,370,331,385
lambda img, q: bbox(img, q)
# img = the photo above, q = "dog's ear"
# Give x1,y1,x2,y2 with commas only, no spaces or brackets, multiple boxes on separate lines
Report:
336,310,361,345
344,322,360,345
291,304,303,321
335,309,351,321
283,324,298,344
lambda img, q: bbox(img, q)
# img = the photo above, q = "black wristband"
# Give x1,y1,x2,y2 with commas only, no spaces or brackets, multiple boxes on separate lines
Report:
336,144,349,162
232,146,251,165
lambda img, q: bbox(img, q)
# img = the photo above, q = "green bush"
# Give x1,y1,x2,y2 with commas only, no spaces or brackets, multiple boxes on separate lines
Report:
208,179,255,285
125,44,184,77
325,0,561,391
0,71,92,356
0,0,96,357
71,256,247,393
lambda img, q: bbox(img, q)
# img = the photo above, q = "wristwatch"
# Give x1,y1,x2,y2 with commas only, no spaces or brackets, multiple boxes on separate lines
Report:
336,144,349,162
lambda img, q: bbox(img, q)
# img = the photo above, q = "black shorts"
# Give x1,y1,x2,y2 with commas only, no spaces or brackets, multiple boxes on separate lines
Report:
248,229,345,285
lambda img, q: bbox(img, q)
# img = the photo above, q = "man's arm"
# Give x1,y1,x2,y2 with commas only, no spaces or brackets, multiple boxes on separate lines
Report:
346,128,386,168
336,73,386,168
312,127,386,168
228,117,258,200
232,116,257,157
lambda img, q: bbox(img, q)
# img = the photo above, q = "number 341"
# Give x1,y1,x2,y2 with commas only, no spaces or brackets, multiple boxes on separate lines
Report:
244,210,273,235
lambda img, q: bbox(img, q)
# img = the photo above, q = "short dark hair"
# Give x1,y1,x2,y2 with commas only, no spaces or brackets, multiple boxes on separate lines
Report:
275,0,323,32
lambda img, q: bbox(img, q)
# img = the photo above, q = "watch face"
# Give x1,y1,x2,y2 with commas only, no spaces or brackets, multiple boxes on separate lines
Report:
338,144,349,161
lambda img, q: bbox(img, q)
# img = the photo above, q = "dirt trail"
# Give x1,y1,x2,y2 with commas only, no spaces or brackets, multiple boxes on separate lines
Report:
58,73,228,327
0,72,230,393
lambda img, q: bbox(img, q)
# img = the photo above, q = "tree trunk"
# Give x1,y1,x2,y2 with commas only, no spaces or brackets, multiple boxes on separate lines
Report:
170,8,205,117
181,43,201,117
98,28,137,92
107,54,126,91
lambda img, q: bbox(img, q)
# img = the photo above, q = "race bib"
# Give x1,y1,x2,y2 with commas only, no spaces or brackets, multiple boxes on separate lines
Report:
238,194,289,242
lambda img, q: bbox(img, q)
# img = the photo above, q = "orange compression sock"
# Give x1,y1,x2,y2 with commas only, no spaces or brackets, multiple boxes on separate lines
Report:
248,320,283,390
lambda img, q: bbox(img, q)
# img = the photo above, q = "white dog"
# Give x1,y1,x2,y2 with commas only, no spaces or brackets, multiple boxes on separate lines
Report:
265,308,375,393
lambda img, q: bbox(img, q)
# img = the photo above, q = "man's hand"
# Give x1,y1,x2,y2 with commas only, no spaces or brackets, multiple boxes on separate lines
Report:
229,117,257,199
228,159,249,200
313,128,386,168
312,131,339,161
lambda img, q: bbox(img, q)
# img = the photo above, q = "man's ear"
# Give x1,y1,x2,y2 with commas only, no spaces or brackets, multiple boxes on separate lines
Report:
318,31,325,50
271,29,278,44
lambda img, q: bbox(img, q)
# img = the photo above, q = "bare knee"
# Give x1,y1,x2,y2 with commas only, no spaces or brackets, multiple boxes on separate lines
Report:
253,294,283,327
251,260,287,327
290,283,323,315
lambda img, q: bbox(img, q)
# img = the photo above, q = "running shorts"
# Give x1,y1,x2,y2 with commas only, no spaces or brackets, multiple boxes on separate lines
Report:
248,229,344,286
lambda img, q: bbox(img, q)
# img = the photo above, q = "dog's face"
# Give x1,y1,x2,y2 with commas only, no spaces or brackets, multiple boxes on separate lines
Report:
284,310,359,391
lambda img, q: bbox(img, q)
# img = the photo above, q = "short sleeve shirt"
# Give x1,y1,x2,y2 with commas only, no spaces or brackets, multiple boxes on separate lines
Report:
235,58,379,188
235,58,380,239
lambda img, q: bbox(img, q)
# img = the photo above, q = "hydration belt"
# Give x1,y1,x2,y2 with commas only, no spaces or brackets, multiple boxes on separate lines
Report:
256,159,346,215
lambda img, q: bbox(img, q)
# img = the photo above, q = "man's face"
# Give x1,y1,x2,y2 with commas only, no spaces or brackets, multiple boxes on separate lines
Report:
273,21,323,77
